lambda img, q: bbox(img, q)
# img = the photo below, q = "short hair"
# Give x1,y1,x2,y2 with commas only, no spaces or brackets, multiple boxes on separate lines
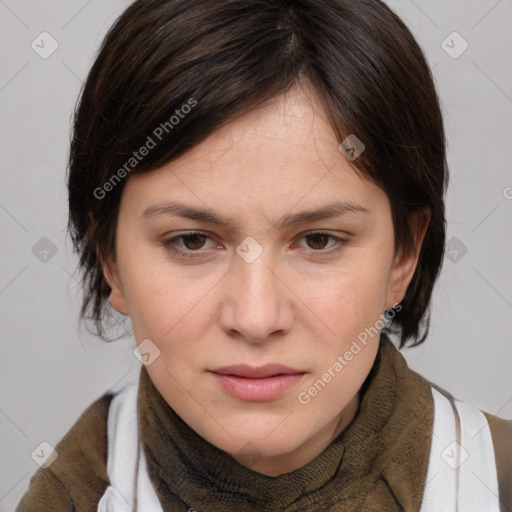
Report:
67,0,448,348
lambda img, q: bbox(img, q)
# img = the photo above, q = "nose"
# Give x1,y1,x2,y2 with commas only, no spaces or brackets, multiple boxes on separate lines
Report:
219,246,293,343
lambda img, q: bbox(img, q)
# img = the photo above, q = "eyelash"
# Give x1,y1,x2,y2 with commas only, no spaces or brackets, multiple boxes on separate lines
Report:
161,231,348,259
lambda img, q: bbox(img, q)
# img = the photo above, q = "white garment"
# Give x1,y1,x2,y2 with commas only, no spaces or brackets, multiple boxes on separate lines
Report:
97,383,500,512
419,388,500,512
96,383,163,512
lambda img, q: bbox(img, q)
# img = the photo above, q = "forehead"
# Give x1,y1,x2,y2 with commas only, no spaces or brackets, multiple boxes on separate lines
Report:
120,85,388,220
185,85,339,170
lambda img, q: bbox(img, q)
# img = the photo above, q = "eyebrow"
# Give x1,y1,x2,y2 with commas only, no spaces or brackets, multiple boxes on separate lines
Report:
139,200,371,229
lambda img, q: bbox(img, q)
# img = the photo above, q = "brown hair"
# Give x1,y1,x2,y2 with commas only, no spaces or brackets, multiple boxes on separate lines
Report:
67,0,448,348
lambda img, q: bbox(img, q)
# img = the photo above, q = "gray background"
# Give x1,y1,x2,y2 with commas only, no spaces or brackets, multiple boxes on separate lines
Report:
1,0,511,508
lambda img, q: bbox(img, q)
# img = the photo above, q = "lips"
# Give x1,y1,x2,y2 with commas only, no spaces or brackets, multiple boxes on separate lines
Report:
210,364,305,401
211,364,303,379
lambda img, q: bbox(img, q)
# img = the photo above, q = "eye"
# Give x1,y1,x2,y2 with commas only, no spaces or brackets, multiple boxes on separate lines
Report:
162,231,219,257
295,232,348,254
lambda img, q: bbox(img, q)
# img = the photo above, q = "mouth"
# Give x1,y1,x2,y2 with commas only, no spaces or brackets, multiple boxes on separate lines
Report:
209,364,305,402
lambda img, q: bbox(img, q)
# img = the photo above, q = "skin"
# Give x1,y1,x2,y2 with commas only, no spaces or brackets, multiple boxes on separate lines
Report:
102,83,429,476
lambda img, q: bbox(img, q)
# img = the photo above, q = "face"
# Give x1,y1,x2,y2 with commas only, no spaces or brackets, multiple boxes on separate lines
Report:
104,84,428,476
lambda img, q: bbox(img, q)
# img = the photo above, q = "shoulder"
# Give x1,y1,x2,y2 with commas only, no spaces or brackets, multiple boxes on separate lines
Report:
483,410,512,452
430,381,512,451
16,391,115,512
431,382,512,447
483,410,512,505
428,382,512,509
482,410,512,450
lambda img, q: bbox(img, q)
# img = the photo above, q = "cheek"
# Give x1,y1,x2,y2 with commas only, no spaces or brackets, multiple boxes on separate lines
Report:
116,246,212,342
296,270,386,415
305,259,390,339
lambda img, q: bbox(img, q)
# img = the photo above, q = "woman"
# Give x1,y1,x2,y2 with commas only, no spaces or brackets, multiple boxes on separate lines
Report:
17,0,511,510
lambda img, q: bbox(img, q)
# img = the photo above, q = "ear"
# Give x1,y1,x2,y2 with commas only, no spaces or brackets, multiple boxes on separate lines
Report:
101,256,129,315
385,208,431,309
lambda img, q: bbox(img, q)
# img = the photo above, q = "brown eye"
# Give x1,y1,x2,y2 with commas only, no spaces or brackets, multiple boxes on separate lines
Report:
295,232,348,255
162,231,217,257
180,233,209,250
305,233,330,250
